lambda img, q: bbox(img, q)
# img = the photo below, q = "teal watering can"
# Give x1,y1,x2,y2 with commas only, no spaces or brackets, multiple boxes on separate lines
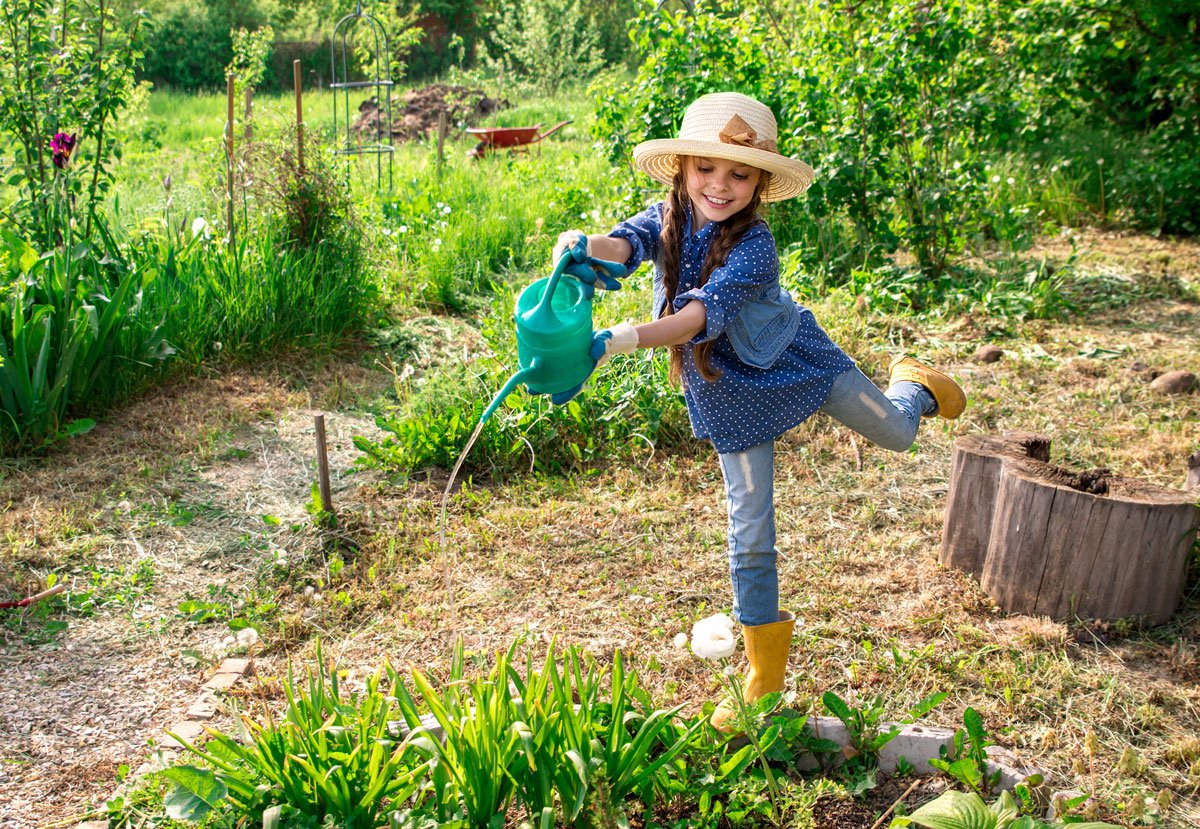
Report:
479,248,627,423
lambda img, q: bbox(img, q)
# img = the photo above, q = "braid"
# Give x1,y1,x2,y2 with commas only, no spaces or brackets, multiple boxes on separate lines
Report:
657,157,770,385
658,171,689,385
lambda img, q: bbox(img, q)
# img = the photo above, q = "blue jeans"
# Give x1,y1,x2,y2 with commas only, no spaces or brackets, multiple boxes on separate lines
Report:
716,369,934,626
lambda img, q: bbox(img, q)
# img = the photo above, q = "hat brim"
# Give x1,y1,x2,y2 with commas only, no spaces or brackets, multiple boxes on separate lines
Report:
632,139,815,202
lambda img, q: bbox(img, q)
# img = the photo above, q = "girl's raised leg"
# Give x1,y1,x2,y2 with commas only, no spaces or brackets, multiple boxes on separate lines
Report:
818,367,935,452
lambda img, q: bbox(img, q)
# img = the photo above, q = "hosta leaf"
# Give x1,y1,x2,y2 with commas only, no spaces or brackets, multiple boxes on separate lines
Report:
899,790,996,829
161,765,229,820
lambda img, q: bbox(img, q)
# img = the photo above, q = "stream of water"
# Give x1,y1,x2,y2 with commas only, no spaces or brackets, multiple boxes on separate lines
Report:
437,416,487,626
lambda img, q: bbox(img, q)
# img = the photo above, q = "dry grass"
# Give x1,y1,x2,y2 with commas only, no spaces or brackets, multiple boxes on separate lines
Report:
1,233,1198,828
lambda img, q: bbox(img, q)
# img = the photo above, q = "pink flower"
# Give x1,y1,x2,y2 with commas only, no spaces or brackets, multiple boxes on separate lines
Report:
50,132,77,169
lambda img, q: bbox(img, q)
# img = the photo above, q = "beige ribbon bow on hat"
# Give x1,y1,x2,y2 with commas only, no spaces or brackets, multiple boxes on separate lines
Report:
718,114,778,154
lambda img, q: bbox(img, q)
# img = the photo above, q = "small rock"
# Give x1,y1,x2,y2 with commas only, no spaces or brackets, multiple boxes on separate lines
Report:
1149,370,1197,395
1047,790,1086,820
975,344,1004,363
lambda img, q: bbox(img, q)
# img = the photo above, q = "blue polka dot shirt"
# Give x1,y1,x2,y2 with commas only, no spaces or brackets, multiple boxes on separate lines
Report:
609,201,856,454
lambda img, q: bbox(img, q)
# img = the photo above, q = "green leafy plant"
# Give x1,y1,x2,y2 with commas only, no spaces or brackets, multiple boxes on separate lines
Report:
387,639,698,829
165,642,432,827
821,689,947,793
890,789,1119,829
930,706,1002,796
0,219,171,452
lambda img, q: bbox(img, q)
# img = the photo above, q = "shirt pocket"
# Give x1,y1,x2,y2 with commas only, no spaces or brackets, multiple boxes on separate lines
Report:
725,290,802,369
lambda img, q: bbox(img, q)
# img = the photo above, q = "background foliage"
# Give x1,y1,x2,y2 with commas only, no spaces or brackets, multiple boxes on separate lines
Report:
593,0,1200,284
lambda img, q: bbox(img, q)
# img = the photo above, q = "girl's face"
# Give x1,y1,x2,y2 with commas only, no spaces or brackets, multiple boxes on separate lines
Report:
684,156,762,229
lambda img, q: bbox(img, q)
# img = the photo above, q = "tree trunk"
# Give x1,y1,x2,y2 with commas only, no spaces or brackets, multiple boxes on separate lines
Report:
980,459,1199,623
940,432,1051,578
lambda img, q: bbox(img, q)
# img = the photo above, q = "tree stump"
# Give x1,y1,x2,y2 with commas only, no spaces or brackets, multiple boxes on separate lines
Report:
941,435,1200,623
940,432,1051,578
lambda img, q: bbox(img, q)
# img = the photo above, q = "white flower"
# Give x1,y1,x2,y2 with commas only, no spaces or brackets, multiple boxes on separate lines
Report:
236,627,259,647
673,632,688,649
191,217,210,239
1006,177,1015,185
690,613,736,660
442,205,452,214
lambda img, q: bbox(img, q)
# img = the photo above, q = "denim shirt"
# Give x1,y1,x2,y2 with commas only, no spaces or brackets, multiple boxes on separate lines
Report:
608,201,856,454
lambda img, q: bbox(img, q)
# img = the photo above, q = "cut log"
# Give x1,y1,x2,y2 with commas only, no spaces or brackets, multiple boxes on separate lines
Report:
980,459,1199,623
940,432,1051,578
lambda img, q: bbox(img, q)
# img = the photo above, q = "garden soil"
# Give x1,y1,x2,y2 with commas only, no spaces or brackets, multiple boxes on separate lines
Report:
353,83,507,142
1,232,1199,828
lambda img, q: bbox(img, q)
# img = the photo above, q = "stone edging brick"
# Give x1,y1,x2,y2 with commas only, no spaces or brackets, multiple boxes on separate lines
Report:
74,658,255,829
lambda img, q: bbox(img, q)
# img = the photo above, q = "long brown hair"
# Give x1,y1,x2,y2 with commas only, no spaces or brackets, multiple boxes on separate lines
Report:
658,156,770,385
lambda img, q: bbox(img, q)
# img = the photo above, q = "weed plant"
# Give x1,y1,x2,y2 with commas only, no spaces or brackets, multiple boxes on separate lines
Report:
355,283,694,476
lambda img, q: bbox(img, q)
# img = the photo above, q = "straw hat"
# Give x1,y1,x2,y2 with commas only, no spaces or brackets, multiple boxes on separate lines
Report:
632,92,814,202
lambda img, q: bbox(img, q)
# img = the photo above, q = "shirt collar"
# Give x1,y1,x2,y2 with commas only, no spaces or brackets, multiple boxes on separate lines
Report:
682,200,719,244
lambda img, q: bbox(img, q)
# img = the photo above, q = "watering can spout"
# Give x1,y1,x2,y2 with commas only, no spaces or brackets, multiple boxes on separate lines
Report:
480,363,539,425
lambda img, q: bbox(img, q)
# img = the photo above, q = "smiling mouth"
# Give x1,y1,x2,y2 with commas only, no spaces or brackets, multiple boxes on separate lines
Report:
704,195,732,207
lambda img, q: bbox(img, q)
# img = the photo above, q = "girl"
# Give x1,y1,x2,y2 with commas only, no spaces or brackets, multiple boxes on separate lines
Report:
552,92,965,731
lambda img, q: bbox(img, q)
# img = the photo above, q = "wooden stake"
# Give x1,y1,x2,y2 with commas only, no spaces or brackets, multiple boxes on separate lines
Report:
225,74,236,247
436,110,447,178
314,414,333,516
243,86,253,142
294,59,305,175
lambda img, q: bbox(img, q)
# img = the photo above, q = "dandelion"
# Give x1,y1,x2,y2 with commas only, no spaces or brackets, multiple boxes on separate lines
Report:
236,627,259,647
672,632,688,649
398,224,408,233
690,612,736,660
50,132,77,169
1007,177,1015,185
992,175,1001,183
442,205,452,215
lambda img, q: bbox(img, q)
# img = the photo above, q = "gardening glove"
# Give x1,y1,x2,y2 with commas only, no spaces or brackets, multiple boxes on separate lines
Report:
552,230,627,298
548,323,638,406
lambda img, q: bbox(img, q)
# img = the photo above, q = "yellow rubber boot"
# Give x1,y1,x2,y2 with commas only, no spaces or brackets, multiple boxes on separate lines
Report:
888,356,967,420
710,611,795,734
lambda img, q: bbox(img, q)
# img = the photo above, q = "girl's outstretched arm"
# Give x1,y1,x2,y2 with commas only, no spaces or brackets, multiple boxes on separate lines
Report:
632,300,706,348
582,234,632,264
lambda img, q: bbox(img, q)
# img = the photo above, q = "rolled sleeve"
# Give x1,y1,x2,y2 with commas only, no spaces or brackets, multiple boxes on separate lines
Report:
607,203,663,273
673,225,778,344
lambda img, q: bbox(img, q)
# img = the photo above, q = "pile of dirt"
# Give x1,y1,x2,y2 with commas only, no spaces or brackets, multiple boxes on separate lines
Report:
352,83,506,142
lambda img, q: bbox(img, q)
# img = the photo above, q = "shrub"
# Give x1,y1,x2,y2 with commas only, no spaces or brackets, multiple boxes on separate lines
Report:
0,0,145,245
483,0,606,95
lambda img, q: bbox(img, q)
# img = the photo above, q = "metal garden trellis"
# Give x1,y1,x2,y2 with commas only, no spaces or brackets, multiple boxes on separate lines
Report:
330,1,394,192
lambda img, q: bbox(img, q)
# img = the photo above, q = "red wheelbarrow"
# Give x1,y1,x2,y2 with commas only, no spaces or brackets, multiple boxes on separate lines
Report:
466,120,572,158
